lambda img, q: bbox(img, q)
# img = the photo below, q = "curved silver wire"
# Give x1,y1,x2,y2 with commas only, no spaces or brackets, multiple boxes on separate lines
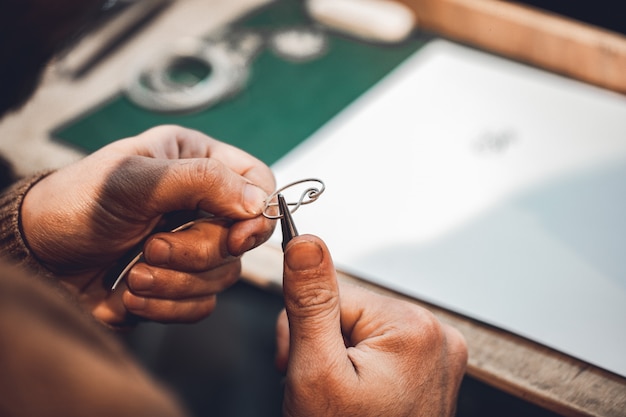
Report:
263,178,325,219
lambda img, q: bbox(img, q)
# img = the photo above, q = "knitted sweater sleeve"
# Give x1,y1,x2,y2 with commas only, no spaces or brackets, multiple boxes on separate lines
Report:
0,171,55,277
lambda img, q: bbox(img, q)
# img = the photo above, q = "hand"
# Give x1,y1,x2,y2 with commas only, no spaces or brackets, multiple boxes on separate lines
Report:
275,235,468,417
21,125,276,326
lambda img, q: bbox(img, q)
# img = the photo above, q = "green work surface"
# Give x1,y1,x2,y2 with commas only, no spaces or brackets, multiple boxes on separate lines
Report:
53,0,427,166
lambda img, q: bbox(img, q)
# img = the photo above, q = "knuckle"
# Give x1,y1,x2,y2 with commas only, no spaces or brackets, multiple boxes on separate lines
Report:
150,269,195,294
421,311,445,340
192,158,226,187
400,303,446,344
157,222,232,270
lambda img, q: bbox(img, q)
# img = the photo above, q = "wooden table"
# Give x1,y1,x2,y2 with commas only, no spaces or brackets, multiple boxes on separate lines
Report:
1,1,624,416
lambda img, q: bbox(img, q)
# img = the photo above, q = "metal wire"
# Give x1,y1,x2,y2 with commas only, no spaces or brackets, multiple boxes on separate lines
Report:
262,178,325,219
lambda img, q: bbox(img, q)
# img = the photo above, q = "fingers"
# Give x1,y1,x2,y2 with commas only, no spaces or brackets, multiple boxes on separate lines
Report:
126,259,240,299
122,218,242,322
142,213,274,268
282,235,347,369
122,260,239,322
280,235,468,416
123,291,218,324
142,218,234,269
227,215,277,256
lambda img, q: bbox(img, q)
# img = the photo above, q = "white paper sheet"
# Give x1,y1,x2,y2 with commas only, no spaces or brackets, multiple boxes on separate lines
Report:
270,40,626,377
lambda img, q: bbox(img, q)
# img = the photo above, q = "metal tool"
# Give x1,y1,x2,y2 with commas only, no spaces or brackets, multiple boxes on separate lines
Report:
278,193,298,251
263,178,324,250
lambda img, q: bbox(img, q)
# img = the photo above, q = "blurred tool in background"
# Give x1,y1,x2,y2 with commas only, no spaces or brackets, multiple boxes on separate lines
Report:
56,0,173,79
122,0,418,114
54,0,626,97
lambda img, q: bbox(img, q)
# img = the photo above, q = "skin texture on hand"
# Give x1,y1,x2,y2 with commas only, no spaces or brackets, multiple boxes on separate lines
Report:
275,235,468,417
20,125,276,327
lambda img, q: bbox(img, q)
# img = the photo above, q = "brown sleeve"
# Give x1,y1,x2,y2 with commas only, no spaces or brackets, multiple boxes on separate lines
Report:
0,260,190,417
0,171,55,278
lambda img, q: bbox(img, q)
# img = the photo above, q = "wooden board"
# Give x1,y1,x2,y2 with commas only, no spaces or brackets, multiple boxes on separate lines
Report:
398,0,626,94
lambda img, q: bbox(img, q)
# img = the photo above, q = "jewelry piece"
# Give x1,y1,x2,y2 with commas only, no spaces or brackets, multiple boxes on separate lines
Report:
125,23,329,114
125,37,251,113
263,178,325,219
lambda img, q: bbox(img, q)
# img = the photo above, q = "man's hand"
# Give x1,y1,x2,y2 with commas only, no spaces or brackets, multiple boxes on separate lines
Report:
275,235,468,416
21,125,276,326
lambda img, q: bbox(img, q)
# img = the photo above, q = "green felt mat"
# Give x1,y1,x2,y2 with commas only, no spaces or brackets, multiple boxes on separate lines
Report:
53,0,427,166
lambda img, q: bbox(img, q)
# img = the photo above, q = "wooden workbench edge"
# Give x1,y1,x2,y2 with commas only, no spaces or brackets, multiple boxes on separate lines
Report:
241,244,626,417
399,0,626,94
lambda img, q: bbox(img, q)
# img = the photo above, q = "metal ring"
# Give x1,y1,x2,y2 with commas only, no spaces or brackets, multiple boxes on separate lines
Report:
125,37,249,113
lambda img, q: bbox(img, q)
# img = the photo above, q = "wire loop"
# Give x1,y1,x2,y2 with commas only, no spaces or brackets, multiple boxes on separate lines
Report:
262,178,325,219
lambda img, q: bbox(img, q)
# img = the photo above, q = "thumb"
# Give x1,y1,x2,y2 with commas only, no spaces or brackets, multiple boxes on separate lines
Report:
112,156,268,219
282,235,346,365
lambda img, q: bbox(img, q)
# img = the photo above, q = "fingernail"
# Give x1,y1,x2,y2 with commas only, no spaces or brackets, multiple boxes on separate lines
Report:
285,240,323,271
147,238,171,266
243,183,267,215
129,266,153,291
